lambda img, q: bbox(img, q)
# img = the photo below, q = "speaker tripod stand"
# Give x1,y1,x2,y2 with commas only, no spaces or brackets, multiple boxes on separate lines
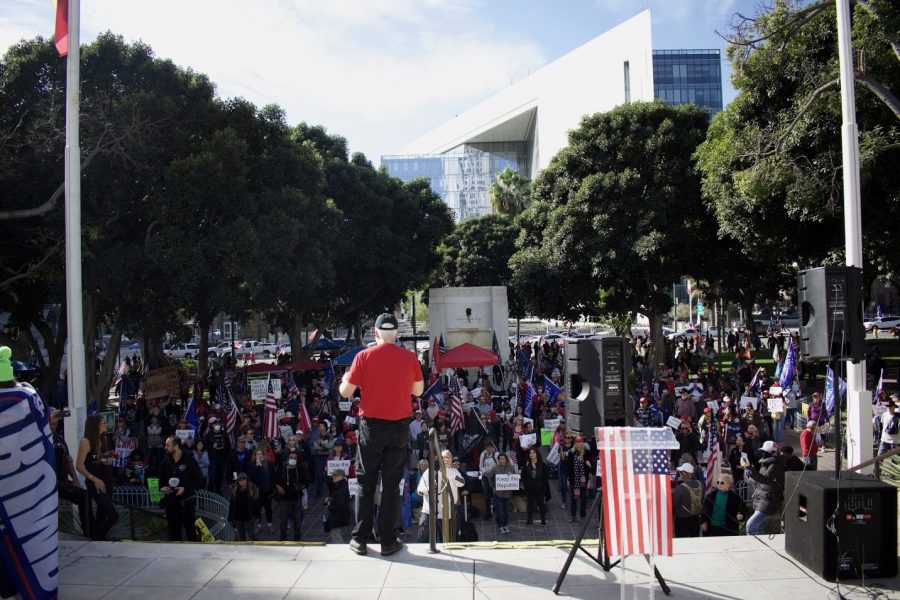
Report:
552,488,671,596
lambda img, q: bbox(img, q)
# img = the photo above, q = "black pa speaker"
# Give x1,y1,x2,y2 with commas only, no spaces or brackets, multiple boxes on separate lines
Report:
797,266,865,362
784,471,897,581
564,337,631,436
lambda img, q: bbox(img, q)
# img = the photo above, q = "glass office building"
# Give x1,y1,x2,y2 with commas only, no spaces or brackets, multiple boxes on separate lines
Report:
652,49,723,116
382,141,531,222
380,19,722,222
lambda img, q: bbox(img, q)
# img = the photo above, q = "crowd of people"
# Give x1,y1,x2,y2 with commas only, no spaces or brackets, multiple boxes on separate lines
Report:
44,321,898,547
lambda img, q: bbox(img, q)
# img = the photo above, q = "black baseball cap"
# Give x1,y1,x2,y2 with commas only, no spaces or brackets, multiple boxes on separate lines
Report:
374,313,398,330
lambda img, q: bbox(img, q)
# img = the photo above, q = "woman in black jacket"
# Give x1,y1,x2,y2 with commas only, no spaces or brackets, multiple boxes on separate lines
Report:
522,447,548,526
700,473,745,536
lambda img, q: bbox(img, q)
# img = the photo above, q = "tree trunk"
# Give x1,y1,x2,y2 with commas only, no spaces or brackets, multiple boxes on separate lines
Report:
21,310,67,399
515,318,520,342
287,314,304,362
354,316,363,346
144,335,167,369
649,313,666,371
741,296,756,335
198,320,210,376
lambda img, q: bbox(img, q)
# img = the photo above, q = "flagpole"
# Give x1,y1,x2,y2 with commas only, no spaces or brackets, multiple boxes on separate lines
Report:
63,0,87,461
835,0,872,471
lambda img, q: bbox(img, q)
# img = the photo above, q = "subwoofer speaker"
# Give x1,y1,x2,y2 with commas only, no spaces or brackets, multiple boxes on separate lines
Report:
797,266,865,362
784,471,897,581
564,337,631,436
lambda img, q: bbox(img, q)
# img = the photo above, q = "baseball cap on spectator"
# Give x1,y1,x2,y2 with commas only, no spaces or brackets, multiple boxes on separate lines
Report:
762,440,778,453
703,407,712,414
574,437,585,443
676,463,694,474
208,416,218,424
236,472,248,480
723,396,733,403
639,397,649,404
374,313,398,330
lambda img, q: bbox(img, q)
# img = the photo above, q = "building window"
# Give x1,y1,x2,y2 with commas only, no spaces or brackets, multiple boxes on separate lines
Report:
623,60,631,103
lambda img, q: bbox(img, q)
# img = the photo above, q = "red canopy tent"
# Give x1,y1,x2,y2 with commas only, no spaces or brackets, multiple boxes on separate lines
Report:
438,343,499,368
244,360,324,374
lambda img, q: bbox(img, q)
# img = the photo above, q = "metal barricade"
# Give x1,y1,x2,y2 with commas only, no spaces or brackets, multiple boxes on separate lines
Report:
732,480,754,505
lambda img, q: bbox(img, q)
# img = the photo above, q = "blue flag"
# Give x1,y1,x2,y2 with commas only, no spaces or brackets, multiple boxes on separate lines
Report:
0,384,58,600
422,377,443,403
524,382,535,418
779,339,797,389
544,378,561,404
324,360,335,388
184,396,199,437
748,367,763,394
87,396,98,416
873,369,884,404
824,366,847,417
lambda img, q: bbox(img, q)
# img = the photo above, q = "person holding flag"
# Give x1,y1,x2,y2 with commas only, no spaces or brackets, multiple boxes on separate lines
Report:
339,313,423,557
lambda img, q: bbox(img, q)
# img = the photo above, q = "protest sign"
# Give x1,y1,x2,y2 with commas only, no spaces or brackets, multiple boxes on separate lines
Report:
740,395,759,410
327,459,351,476
280,425,294,440
338,401,352,412
143,366,180,400
344,416,356,425
546,444,561,465
147,477,162,504
175,429,195,444
768,386,783,397
543,418,561,431
706,400,719,412
348,478,359,496
666,416,683,429
767,396,784,413
540,428,554,446
520,433,537,448
250,379,268,401
275,409,285,421
494,473,520,491
100,411,116,432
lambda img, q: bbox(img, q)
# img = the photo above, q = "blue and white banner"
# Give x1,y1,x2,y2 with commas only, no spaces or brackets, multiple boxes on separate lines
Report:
0,383,58,600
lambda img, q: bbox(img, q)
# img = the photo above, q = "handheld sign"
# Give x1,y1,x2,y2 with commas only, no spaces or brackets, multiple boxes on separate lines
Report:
327,459,351,476
666,416,683,429
519,433,537,448
338,401,352,412
740,396,759,410
250,379,268,401
348,478,359,496
279,425,294,440
175,429,195,444
767,397,784,413
494,473,520,491
706,400,719,412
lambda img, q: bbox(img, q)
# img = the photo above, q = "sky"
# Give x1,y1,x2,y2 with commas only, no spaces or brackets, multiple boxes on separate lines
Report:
2,0,759,162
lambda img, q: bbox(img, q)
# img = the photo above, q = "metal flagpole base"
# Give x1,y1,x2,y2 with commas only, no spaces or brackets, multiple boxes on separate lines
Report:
552,490,671,596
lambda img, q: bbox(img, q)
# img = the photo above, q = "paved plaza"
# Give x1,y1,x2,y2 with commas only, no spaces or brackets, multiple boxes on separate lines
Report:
58,534,900,600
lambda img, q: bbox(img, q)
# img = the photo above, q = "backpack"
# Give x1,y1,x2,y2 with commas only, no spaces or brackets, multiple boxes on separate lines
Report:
886,413,900,436
682,482,703,516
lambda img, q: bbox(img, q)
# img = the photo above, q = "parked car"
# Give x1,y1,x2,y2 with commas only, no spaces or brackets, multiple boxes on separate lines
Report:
666,328,700,341
207,342,232,358
164,342,200,359
232,340,277,358
863,315,900,332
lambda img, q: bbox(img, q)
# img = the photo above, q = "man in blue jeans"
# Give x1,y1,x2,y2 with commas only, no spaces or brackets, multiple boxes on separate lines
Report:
339,313,424,556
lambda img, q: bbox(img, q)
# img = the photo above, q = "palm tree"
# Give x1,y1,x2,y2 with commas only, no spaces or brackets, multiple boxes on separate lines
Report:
488,167,531,216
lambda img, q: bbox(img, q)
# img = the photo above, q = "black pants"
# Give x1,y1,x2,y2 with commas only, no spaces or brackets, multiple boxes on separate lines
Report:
526,492,546,524
352,416,409,544
165,497,198,541
674,515,700,538
59,481,91,538
86,481,119,541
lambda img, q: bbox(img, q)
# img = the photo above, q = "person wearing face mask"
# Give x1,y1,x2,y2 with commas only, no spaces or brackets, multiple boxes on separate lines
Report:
275,451,310,541
158,436,203,541
204,416,230,493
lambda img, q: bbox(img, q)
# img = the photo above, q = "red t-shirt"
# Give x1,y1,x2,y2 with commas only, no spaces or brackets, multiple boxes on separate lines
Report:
346,343,423,421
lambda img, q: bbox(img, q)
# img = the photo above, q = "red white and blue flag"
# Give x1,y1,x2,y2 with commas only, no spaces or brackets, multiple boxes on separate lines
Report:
447,370,464,434
704,423,721,495
263,377,278,440
597,427,674,558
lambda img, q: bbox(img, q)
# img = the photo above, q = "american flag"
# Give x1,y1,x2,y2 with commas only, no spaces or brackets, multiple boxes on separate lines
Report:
430,336,440,384
873,368,884,403
225,384,239,445
704,423,721,495
597,427,674,558
492,331,502,364
324,360,335,389
114,360,128,386
748,367,764,393
447,370,464,434
263,377,278,440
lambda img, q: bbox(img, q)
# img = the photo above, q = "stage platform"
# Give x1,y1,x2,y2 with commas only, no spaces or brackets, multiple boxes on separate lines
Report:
59,535,900,600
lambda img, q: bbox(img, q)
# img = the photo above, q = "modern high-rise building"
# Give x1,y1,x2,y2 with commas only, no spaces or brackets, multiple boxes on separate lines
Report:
381,11,723,221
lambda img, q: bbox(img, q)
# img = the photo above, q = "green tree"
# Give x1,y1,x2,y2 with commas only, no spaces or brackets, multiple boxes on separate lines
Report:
510,101,712,366
696,0,900,287
488,167,531,216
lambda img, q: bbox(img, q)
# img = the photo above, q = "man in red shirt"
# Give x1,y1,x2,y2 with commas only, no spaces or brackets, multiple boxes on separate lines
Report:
339,313,423,556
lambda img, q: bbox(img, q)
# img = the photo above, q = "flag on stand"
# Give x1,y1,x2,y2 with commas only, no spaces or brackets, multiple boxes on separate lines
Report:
438,334,446,353
524,382,535,418
873,369,884,403
779,338,797,389
597,427,673,557
492,331,502,364
53,0,68,56
323,360,335,390
704,424,720,495
262,378,278,440
447,370,463,434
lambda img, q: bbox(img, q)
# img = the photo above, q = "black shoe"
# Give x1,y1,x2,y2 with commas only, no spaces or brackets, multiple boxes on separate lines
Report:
380,539,403,557
349,538,367,555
